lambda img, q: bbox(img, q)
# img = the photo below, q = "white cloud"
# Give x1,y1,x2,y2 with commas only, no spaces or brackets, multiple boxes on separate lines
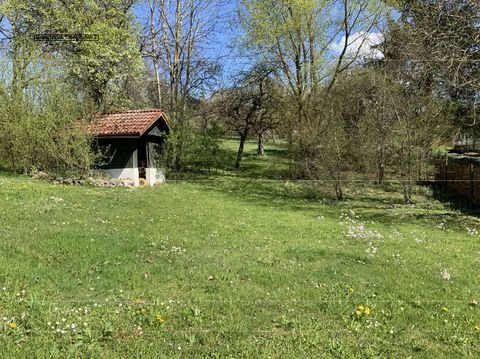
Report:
331,31,384,61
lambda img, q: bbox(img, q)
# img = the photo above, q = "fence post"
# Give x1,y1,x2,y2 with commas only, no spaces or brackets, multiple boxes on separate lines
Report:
471,163,475,203
443,153,448,200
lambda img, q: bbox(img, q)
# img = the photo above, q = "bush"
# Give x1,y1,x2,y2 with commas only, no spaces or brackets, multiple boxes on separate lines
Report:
160,127,230,174
0,85,95,177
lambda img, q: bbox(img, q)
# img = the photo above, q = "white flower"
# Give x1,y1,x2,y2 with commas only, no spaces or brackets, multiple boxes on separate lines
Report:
437,222,447,230
467,227,478,236
441,269,451,281
365,242,378,257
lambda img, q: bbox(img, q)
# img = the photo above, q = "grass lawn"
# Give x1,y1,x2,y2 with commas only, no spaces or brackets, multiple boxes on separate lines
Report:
1,140,480,358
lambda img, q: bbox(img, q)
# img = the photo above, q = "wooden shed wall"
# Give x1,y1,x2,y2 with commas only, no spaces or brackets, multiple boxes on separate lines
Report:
435,154,480,204
96,139,137,169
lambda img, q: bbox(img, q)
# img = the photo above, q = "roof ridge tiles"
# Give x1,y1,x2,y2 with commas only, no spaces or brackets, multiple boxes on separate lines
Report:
100,108,163,114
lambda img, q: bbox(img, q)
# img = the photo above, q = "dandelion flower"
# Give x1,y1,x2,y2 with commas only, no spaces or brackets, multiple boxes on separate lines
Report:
354,304,371,318
155,313,165,323
441,306,449,312
8,321,17,329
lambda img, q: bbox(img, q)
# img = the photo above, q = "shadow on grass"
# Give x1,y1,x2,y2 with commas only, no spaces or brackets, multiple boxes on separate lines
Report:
197,178,336,209
188,175,474,231
167,139,468,225
0,168,16,178
235,144,291,180
166,140,291,181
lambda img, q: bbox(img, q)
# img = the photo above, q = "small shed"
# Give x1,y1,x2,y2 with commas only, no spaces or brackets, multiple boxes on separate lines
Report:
87,109,170,187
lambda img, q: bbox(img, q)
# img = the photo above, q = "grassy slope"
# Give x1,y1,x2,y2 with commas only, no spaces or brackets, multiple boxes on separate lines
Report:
1,141,480,358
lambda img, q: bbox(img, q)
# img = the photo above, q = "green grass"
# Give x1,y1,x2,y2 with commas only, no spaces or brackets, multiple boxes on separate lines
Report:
1,140,480,358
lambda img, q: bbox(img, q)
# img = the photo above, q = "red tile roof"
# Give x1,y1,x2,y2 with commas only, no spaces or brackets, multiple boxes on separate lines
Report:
87,109,169,137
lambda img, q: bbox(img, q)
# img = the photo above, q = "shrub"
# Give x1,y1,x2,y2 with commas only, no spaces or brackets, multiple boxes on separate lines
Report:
160,127,230,174
0,85,95,177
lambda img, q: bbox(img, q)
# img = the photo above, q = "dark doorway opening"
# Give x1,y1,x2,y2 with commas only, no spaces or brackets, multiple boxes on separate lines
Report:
138,139,147,180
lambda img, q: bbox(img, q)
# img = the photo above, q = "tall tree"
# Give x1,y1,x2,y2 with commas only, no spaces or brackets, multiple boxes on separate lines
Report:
0,0,50,98
145,0,163,107
142,0,224,124
0,0,144,111
217,64,278,169
385,0,480,126
50,0,144,111
239,0,384,140
140,0,225,170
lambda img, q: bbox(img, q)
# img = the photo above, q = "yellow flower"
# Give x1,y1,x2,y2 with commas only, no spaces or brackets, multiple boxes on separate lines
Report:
364,307,371,315
348,288,354,293
155,313,165,323
8,321,17,329
441,306,449,312
358,305,365,311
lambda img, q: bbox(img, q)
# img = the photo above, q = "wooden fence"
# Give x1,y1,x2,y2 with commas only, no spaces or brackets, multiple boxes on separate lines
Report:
435,153,480,204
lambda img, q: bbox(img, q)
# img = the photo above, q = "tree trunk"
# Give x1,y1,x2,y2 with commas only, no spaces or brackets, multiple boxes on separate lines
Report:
377,163,384,185
403,181,412,204
257,133,265,156
377,147,385,185
153,60,162,107
235,134,247,169
174,126,184,171
147,0,162,107
401,173,411,204
400,157,412,204
335,179,344,201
